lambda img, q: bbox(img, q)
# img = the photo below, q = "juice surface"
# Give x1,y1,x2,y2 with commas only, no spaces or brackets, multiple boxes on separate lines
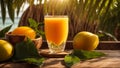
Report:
45,17,68,45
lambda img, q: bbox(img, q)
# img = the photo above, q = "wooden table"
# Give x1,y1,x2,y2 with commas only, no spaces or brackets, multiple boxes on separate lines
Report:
0,50,120,68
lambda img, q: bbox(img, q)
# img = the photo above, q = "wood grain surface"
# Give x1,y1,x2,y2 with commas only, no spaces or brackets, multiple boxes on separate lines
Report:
41,41,120,50
0,50,120,68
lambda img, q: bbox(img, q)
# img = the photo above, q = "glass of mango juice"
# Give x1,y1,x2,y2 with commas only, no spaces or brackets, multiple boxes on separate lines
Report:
44,15,69,53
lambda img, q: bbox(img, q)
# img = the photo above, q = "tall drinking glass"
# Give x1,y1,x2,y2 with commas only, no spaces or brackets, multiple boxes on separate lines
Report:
44,15,69,53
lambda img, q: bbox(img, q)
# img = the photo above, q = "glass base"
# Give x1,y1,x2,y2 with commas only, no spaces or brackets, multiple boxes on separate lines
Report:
47,41,66,54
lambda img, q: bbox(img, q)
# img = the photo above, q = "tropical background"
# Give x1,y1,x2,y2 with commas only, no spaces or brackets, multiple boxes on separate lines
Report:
0,0,120,41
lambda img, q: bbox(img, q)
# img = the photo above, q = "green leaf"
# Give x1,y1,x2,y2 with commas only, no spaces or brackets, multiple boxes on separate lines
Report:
6,0,15,22
28,18,39,28
64,54,80,67
16,1,24,16
13,58,44,66
28,18,44,37
13,38,44,66
0,25,12,38
14,38,41,59
0,0,6,24
22,58,44,66
73,49,105,60
64,49,105,67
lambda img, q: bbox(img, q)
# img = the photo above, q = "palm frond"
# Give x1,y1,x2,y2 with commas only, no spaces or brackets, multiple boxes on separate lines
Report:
0,0,118,40
0,0,42,23
0,0,6,24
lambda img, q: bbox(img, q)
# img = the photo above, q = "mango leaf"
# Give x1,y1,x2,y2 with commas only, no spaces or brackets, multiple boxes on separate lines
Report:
14,58,44,66
28,18,44,37
64,49,105,67
13,38,44,66
64,54,80,67
72,49,105,60
0,25,12,38
28,18,38,28
23,58,44,66
14,38,41,59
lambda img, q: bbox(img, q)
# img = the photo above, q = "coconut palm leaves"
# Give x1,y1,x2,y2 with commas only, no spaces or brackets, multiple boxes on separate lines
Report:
0,0,117,40
0,0,6,23
0,0,35,23
64,0,116,39
100,0,120,34
47,0,116,39
0,0,116,23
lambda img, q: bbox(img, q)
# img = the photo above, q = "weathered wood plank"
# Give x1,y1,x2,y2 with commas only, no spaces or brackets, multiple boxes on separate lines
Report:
41,41,120,50
41,50,120,68
72,50,120,68
0,50,120,68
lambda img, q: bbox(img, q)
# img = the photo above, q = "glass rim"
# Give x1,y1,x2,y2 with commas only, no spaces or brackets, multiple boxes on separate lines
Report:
44,15,68,18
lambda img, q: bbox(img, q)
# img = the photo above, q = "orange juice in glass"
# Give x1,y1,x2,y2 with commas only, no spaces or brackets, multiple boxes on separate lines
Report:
44,15,69,53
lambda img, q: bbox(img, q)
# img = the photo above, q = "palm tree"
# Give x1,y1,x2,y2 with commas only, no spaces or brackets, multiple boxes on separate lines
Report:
99,0,120,40
0,0,117,40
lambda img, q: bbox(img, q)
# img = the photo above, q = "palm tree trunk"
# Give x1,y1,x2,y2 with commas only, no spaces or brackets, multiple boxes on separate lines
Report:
18,4,44,26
